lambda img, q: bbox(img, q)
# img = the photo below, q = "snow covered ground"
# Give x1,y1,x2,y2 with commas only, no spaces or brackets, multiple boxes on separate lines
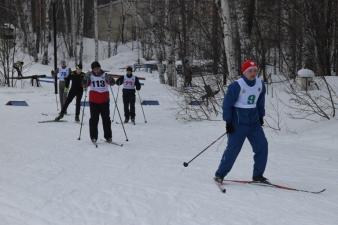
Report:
1,48,338,225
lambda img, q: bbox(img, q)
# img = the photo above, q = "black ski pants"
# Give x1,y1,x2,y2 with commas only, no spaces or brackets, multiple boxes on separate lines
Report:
89,102,112,140
60,90,83,116
123,92,136,120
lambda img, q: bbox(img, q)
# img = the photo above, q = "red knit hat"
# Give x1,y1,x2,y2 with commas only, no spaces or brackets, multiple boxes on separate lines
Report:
241,60,258,74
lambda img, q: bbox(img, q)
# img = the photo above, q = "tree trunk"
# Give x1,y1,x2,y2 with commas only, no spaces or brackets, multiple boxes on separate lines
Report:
94,0,99,61
62,0,72,57
42,0,51,65
211,1,220,75
72,0,78,64
78,0,85,64
21,0,38,61
120,0,126,44
219,0,237,80
108,0,113,58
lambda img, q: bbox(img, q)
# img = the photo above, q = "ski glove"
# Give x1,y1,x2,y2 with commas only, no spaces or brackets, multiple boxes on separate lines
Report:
226,122,235,134
259,117,264,126
106,76,115,86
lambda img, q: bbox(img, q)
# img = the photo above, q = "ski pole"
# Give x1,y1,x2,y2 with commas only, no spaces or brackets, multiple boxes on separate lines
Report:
112,85,120,122
78,89,87,140
55,93,59,111
137,90,147,123
109,85,129,141
183,132,227,167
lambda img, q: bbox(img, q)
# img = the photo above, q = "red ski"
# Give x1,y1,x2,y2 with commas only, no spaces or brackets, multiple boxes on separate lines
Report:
224,179,326,194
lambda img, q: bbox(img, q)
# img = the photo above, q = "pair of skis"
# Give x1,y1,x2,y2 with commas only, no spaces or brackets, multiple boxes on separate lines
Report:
92,139,123,148
114,121,136,125
215,179,326,194
38,119,67,123
38,120,123,148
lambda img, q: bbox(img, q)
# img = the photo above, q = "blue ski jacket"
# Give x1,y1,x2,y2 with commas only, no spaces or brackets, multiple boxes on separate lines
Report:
223,76,266,126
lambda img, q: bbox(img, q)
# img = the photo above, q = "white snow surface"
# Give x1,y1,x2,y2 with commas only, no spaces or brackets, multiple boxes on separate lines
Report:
1,48,338,225
297,69,315,78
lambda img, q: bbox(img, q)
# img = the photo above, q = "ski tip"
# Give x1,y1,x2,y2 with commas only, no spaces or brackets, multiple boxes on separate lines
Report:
316,188,326,194
114,143,123,147
214,179,226,193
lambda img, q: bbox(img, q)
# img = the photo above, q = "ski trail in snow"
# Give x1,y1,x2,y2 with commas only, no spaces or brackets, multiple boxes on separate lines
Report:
1,58,338,225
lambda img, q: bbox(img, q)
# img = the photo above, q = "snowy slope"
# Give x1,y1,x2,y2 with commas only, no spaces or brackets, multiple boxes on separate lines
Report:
1,50,338,225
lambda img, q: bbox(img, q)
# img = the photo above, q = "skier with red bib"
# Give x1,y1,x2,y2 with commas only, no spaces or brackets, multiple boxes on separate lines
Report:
84,61,115,144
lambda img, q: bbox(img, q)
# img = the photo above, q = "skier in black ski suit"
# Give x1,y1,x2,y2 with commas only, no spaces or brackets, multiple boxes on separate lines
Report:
116,67,141,123
55,64,85,122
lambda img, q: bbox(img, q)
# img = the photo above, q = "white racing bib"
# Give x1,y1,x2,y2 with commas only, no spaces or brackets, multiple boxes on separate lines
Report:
234,77,262,109
123,75,136,90
89,73,109,93
58,68,70,81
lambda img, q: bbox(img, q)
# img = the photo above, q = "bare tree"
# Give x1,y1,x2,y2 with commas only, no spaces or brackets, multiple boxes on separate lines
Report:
107,0,114,58
0,26,18,87
218,0,237,80
42,0,51,65
78,0,85,64
16,0,38,61
94,0,99,61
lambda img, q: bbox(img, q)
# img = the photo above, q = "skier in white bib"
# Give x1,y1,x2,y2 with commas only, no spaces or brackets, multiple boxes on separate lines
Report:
214,60,268,184
83,61,115,144
116,66,141,124
56,60,71,111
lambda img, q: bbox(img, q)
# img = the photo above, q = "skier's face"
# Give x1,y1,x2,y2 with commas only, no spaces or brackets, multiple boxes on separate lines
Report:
76,68,82,74
244,68,258,80
93,67,101,75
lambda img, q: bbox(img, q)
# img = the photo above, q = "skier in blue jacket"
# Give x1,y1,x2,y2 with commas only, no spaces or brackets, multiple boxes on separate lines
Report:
214,60,268,184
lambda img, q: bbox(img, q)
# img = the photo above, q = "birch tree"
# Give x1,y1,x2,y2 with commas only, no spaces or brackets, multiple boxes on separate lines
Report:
16,0,38,61
218,0,237,80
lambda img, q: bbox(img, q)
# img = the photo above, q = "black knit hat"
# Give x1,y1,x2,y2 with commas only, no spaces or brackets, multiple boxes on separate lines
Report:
76,63,83,69
91,61,101,69
126,66,133,72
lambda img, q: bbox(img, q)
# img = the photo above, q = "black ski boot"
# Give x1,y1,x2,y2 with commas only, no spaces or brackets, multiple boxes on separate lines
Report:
213,176,226,193
252,175,270,183
75,115,80,122
124,118,129,123
131,118,135,125
54,113,64,121
91,138,98,147
214,176,224,184
106,138,112,143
